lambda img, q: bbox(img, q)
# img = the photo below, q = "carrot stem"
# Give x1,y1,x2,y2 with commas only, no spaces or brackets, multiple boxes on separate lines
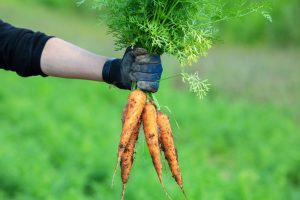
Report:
150,93,161,110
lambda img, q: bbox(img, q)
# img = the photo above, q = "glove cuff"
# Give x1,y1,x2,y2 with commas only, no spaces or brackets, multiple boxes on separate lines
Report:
102,58,121,84
102,59,113,83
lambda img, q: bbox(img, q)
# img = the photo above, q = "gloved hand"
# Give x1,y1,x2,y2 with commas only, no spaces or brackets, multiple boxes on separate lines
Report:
102,47,163,92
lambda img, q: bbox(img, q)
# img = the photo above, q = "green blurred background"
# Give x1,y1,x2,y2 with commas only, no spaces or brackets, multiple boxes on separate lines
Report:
1,0,299,199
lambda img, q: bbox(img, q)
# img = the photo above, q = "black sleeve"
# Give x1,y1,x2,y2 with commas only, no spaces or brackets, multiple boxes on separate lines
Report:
0,19,52,77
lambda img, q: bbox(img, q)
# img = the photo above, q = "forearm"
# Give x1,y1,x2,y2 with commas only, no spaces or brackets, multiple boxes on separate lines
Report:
41,38,108,81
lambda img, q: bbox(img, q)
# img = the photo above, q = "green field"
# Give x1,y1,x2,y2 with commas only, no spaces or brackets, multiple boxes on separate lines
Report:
1,1,300,200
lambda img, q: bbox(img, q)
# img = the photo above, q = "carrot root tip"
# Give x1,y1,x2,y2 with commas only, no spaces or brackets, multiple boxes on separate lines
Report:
159,180,172,200
121,184,126,200
111,156,121,187
181,187,188,200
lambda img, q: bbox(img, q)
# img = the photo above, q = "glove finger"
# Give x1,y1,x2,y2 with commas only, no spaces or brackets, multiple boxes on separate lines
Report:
133,47,148,56
135,54,161,64
122,50,135,73
129,72,161,82
124,46,134,55
131,63,163,73
123,50,135,62
137,81,159,93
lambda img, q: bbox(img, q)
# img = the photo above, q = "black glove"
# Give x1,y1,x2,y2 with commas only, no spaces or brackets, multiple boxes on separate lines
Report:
102,47,163,92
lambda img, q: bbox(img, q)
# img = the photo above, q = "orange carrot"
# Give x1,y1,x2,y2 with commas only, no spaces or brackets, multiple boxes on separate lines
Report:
157,111,187,198
120,120,140,200
112,90,146,186
142,103,162,181
142,103,171,199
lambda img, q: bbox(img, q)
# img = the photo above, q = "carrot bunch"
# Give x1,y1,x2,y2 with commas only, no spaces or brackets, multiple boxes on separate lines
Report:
112,89,186,200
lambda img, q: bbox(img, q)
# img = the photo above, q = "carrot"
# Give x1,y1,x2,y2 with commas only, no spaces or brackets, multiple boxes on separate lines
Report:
157,111,187,198
142,103,162,181
112,90,146,186
120,104,141,200
120,120,140,200
121,105,128,124
142,102,171,199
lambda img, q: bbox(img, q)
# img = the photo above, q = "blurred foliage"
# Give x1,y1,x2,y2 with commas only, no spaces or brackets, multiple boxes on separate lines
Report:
0,72,299,200
14,0,95,15
19,0,80,10
220,0,300,46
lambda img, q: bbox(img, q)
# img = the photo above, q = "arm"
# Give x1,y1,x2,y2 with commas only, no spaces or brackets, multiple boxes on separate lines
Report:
0,19,50,77
0,19,162,92
40,39,163,92
41,37,107,82
0,19,106,81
